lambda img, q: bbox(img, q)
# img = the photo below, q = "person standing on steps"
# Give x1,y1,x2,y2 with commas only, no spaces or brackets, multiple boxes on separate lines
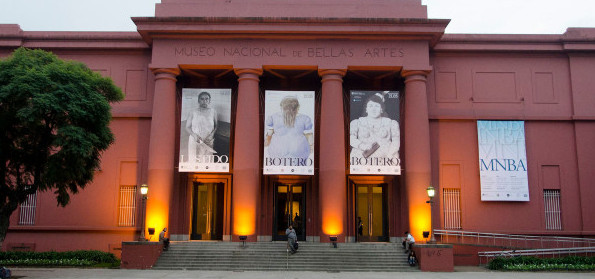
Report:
357,216,363,242
286,225,298,254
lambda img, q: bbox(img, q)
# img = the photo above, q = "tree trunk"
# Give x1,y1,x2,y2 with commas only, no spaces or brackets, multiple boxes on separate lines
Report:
0,207,15,251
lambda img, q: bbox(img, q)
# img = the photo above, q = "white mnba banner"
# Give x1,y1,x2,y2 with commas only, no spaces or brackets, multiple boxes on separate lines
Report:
179,88,231,172
263,90,315,175
349,91,401,175
477,120,530,201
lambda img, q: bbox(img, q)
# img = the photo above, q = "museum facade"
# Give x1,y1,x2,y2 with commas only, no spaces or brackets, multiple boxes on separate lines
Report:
1,0,594,255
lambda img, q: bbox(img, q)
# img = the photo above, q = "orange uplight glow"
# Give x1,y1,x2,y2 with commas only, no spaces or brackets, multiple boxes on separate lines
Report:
319,177,345,238
409,196,432,241
322,216,343,236
145,198,168,241
411,209,431,240
321,202,344,236
233,205,255,235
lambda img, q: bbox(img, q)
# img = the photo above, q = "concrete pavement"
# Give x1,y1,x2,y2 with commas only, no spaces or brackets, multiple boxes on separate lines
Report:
8,267,595,279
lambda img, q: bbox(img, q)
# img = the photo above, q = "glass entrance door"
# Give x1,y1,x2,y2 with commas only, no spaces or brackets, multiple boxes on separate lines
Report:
191,182,224,240
356,184,388,242
273,183,306,241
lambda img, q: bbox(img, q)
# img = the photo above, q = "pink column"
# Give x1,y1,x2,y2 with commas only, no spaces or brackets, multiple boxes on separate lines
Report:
145,68,180,240
318,69,347,242
232,68,263,242
402,70,433,242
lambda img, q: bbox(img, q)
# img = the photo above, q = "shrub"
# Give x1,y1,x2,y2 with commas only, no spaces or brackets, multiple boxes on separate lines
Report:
0,250,119,267
488,255,595,271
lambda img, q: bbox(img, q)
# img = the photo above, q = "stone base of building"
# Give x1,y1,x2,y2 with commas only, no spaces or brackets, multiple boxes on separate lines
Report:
120,242,163,269
413,244,454,272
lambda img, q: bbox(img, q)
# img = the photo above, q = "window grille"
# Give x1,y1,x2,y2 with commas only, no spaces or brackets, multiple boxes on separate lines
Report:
544,189,562,230
443,188,462,230
18,191,37,225
118,185,137,227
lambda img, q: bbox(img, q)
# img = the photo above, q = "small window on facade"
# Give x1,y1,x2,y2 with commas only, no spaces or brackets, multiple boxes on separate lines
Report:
442,188,462,230
118,185,137,227
18,191,38,225
544,189,562,230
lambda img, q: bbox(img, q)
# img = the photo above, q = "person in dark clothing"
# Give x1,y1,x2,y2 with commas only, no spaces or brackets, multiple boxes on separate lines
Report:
159,227,170,251
357,216,363,241
408,250,417,266
286,226,297,254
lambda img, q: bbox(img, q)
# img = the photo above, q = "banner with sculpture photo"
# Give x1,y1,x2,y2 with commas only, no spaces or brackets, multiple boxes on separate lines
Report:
263,90,315,175
179,88,231,172
349,91,401,175
477,120,529,201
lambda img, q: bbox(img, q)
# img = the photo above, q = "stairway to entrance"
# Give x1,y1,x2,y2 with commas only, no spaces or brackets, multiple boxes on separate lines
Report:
153,241,418,271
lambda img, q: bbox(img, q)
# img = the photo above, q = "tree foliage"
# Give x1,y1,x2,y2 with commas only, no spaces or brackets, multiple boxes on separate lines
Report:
0,48,124,244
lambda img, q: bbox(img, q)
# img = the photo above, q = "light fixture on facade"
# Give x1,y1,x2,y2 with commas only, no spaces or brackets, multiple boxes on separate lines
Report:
426,185,435,199
329,235,338,248
423,231,430,242
239,235,247,247
426,185,436,243
138,184,149,241
140,184,149,197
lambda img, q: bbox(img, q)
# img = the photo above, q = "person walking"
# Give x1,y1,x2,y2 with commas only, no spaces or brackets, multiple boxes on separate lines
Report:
286,225,298,254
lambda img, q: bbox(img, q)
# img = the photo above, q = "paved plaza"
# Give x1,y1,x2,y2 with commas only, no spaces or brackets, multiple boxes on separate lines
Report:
8,267,595,279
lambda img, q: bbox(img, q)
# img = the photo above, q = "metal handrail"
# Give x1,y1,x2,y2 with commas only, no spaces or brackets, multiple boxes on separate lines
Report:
478,247,595,265
434,229,595,249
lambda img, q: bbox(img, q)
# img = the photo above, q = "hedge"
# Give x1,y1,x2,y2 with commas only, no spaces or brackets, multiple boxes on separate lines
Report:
0,250,119,267
488,255,595,271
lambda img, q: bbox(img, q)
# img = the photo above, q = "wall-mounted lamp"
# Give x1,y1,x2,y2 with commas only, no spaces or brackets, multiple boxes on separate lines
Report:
140,183,149,198
239,235,247,248
426,185,437,243
426,185,435,201
329,235,338,248
138,184,149,241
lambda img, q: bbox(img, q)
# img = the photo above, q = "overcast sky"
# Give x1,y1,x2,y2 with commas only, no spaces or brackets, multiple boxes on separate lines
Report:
1,0,594,34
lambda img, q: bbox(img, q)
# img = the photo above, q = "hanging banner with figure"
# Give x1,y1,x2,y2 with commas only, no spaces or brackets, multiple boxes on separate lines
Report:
179,88,231,172
477,120,530,201
349,91,401,175
263,90,315,175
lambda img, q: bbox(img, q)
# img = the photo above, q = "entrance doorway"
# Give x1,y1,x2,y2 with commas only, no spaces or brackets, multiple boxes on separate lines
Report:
191,182,224,240
273,183,306,241
356,184,388,242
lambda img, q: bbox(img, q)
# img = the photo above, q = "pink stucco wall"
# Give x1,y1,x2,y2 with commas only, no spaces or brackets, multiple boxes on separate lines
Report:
1,0,594,261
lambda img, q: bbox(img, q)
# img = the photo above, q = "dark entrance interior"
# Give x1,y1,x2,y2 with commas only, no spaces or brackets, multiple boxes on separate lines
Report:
273,183,306,241
191,182,224,240
356,183,389,242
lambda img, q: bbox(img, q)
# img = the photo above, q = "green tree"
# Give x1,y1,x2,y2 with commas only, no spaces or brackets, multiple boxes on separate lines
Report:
0,48,124,248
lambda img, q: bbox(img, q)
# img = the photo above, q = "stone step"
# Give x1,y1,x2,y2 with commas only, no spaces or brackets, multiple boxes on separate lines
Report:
154,242,417,271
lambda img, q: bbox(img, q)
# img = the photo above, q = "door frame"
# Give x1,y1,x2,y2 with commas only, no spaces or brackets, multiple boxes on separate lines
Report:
267,176,311,242
348,175,394,243
272,182,306,241
355,183,389,242
185,174,232,241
